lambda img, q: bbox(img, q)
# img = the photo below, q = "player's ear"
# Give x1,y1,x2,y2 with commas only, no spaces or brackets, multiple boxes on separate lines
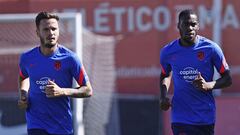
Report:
196,22,200,31
177,22,180,30
36,29,40,37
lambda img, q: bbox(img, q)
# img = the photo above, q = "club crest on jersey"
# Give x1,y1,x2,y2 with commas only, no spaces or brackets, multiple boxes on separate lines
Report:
54,60,61,70
197,51,204,61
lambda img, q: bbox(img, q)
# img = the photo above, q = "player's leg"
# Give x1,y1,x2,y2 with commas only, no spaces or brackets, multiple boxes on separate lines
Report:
171,123,215,135
50,133,73,135
28,129,73,135
198,124,215,135
28,129,49,135
172,123,190,135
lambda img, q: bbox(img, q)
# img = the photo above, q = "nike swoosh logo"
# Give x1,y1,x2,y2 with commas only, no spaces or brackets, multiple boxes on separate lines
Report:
0,111,27,135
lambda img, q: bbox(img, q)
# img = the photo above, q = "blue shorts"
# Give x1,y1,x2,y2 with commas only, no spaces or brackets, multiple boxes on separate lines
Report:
28,129,73,135
171,123,215,135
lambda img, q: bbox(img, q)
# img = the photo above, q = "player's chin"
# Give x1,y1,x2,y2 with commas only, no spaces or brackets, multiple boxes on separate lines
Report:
160,105,170,111
161,107,170,111
45,42,57,48
183,37,195,44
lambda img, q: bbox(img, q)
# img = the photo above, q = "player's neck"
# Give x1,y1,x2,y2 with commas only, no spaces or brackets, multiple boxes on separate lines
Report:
40,44,58,56
179,37,198,47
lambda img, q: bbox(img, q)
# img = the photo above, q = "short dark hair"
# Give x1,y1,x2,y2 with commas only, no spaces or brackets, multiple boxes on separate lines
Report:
35,12,59,28
178,9,197,21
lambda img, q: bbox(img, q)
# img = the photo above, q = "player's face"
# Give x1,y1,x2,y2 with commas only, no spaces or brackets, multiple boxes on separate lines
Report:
37,18,59,48
178,14,199,45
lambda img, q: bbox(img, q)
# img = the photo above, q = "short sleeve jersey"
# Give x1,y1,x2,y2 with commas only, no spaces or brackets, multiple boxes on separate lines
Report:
160,35,229,125
19,45,89,134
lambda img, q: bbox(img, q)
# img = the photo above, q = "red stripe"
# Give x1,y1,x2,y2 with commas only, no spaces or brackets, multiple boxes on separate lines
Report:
19,67,26,79
220,64,225,74
160,64,166,75
78,68,84,85
220,58,228,74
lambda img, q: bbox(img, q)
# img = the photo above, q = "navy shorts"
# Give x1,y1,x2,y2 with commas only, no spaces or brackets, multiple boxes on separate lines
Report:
171,123,215,135
28,129,73,135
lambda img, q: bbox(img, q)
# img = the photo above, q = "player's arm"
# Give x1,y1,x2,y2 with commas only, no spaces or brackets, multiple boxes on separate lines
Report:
159,71,172,111
18,76,29,109
205,70,232,90
193,43,232,91
213,70,232,89
45,80,93,98
56,54,93,98
63,81,93,98
200,43,232,90
193,70,232,91
45,57,93,98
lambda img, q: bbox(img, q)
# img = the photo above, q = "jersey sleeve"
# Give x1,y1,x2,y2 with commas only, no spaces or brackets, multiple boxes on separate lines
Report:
212,44,230,74
70,54,89,86
19,54,29,79
160,48,171,76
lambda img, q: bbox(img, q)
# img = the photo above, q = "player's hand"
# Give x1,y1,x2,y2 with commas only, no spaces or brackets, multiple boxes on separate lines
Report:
45,80,64,98
160,97,171,111
193,72,211,91
18,92,28,109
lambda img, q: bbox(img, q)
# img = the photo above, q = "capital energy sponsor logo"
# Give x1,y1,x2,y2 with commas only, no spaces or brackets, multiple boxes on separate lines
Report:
36,77,51,91
179,67,199,82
